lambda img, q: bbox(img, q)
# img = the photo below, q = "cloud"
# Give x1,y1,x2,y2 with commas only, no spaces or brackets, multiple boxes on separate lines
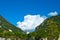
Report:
48,11,58,16
17,15,46,31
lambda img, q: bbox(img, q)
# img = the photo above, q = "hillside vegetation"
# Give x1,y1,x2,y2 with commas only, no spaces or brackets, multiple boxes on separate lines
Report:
0,15,60,40
35,15,60,40
0,16,26,39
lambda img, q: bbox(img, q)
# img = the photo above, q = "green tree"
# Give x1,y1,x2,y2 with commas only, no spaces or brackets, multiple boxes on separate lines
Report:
46,19,59,40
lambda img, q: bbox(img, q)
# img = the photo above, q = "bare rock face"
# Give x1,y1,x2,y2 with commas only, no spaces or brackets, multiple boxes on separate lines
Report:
7,38,11,40
2,38,5,40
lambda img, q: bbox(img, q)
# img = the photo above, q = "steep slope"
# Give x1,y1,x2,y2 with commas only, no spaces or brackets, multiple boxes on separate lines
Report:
36,15,60,30
0,16,24,38
35,15,60,40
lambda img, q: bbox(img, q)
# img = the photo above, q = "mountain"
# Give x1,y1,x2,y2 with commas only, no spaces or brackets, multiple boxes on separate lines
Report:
0,16,25,39
35,15,60,40
1,15,60,40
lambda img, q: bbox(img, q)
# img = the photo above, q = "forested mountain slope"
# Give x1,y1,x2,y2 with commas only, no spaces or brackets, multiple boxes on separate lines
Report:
0,16,24,39
35,15,60,40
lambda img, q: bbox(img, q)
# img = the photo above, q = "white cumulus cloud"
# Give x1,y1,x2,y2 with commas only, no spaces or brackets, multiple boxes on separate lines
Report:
48,11,58,16
17,15,46,31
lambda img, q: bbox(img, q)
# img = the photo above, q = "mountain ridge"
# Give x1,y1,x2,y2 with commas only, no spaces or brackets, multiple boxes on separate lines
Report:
0,15,25,39
35,14,60,40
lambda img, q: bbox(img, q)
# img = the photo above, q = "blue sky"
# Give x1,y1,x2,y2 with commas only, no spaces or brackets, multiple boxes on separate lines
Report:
0,0,60,31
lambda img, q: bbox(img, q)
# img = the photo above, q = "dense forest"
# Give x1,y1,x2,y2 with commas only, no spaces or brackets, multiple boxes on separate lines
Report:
35,14,60,40
0,16,26,40
0,15,60,40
